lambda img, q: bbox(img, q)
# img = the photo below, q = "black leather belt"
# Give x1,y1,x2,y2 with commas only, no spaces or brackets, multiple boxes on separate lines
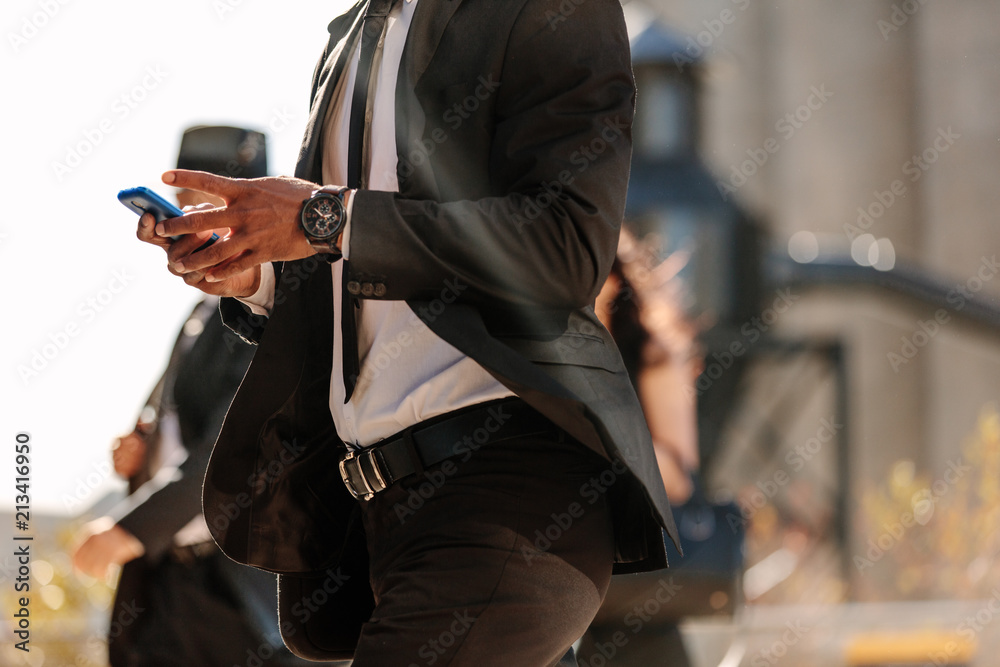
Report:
339,399,561,500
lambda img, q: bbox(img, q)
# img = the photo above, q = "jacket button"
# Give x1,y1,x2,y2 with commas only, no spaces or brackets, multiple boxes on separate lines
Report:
361,283,374,297
373,283,386,297
347,281,361,295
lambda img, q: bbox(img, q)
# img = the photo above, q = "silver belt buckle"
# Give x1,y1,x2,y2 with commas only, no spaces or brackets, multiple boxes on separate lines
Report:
339,450,365,500
339,448,388,501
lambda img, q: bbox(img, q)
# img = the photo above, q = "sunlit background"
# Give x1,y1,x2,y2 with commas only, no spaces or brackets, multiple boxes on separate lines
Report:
4,0,1000,665
1,0,352,515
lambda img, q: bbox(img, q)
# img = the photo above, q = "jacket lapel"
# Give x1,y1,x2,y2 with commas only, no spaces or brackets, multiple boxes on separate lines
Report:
393,0,464,198
297,0,464,189
401,0,464,88
295,1,367,182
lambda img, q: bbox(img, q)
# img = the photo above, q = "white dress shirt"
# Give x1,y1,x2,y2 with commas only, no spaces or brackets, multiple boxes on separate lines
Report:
242,0,513,448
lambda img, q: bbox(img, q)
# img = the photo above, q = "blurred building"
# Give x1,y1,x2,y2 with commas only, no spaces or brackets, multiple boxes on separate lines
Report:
627,0,1000,601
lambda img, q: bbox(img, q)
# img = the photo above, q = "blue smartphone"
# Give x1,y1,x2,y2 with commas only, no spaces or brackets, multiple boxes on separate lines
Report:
118,186,219,249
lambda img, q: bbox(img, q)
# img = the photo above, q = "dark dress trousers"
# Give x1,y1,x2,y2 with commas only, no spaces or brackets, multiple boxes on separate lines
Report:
202,0,681,658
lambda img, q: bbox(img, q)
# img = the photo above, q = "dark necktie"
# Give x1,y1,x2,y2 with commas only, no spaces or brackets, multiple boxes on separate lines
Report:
342,0,398,402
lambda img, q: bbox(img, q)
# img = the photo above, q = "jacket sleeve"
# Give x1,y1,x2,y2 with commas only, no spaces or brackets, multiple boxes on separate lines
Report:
347,0,635,310
219,261,283,344
111,426,216,562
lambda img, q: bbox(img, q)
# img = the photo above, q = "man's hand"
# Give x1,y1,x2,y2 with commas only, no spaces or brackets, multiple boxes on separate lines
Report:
137,201,263,298
72,518,145,579
154,170,323,285
112,431,146,479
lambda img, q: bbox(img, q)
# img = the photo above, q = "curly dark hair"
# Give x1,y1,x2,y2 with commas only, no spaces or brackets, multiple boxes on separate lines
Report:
606,258,649,387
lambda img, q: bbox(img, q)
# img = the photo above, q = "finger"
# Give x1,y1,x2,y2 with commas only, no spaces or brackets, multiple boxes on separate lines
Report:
164,255,206,281
137,213,171,249
163,169,244,203
188,275,243,297
204,248,257,283
182,270,208,286
165,260,206,284
165,228,217,266
156,206,230,239
177,235,246,273
181,202,219,213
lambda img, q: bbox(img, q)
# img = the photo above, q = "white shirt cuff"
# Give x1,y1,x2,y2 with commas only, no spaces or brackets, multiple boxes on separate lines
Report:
237,262,275,316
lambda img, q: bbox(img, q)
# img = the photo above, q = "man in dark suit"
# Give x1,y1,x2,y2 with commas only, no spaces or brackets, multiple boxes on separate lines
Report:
137,1,680,664
78,127,336,666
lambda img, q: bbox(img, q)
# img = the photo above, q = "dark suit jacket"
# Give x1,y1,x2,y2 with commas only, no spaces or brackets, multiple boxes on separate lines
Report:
203,0,680,652
108,302,294,663
115,302,254,557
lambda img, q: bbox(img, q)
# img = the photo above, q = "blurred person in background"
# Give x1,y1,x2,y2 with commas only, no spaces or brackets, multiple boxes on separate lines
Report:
580,227,702,666
73,127,330,667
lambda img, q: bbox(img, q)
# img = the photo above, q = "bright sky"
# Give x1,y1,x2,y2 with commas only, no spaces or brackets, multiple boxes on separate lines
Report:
1,0,352,515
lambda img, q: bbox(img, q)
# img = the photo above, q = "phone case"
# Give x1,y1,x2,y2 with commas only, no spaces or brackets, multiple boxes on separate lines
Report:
118,186,219,250
117,186,185,222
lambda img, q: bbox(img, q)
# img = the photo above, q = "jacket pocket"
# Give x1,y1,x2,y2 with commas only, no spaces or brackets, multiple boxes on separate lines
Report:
494,331,618,371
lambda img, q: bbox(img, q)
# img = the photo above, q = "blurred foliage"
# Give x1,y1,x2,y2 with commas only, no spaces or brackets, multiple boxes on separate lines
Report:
855,404,1000,600
735,404,1000,605
1,521,114,667
739,483,847,606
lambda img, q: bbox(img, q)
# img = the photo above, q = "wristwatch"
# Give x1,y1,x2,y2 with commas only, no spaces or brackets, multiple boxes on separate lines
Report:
300,186,348,257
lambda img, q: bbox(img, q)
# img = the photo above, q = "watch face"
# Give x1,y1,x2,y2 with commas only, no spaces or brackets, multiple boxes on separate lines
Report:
302,194,344,239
